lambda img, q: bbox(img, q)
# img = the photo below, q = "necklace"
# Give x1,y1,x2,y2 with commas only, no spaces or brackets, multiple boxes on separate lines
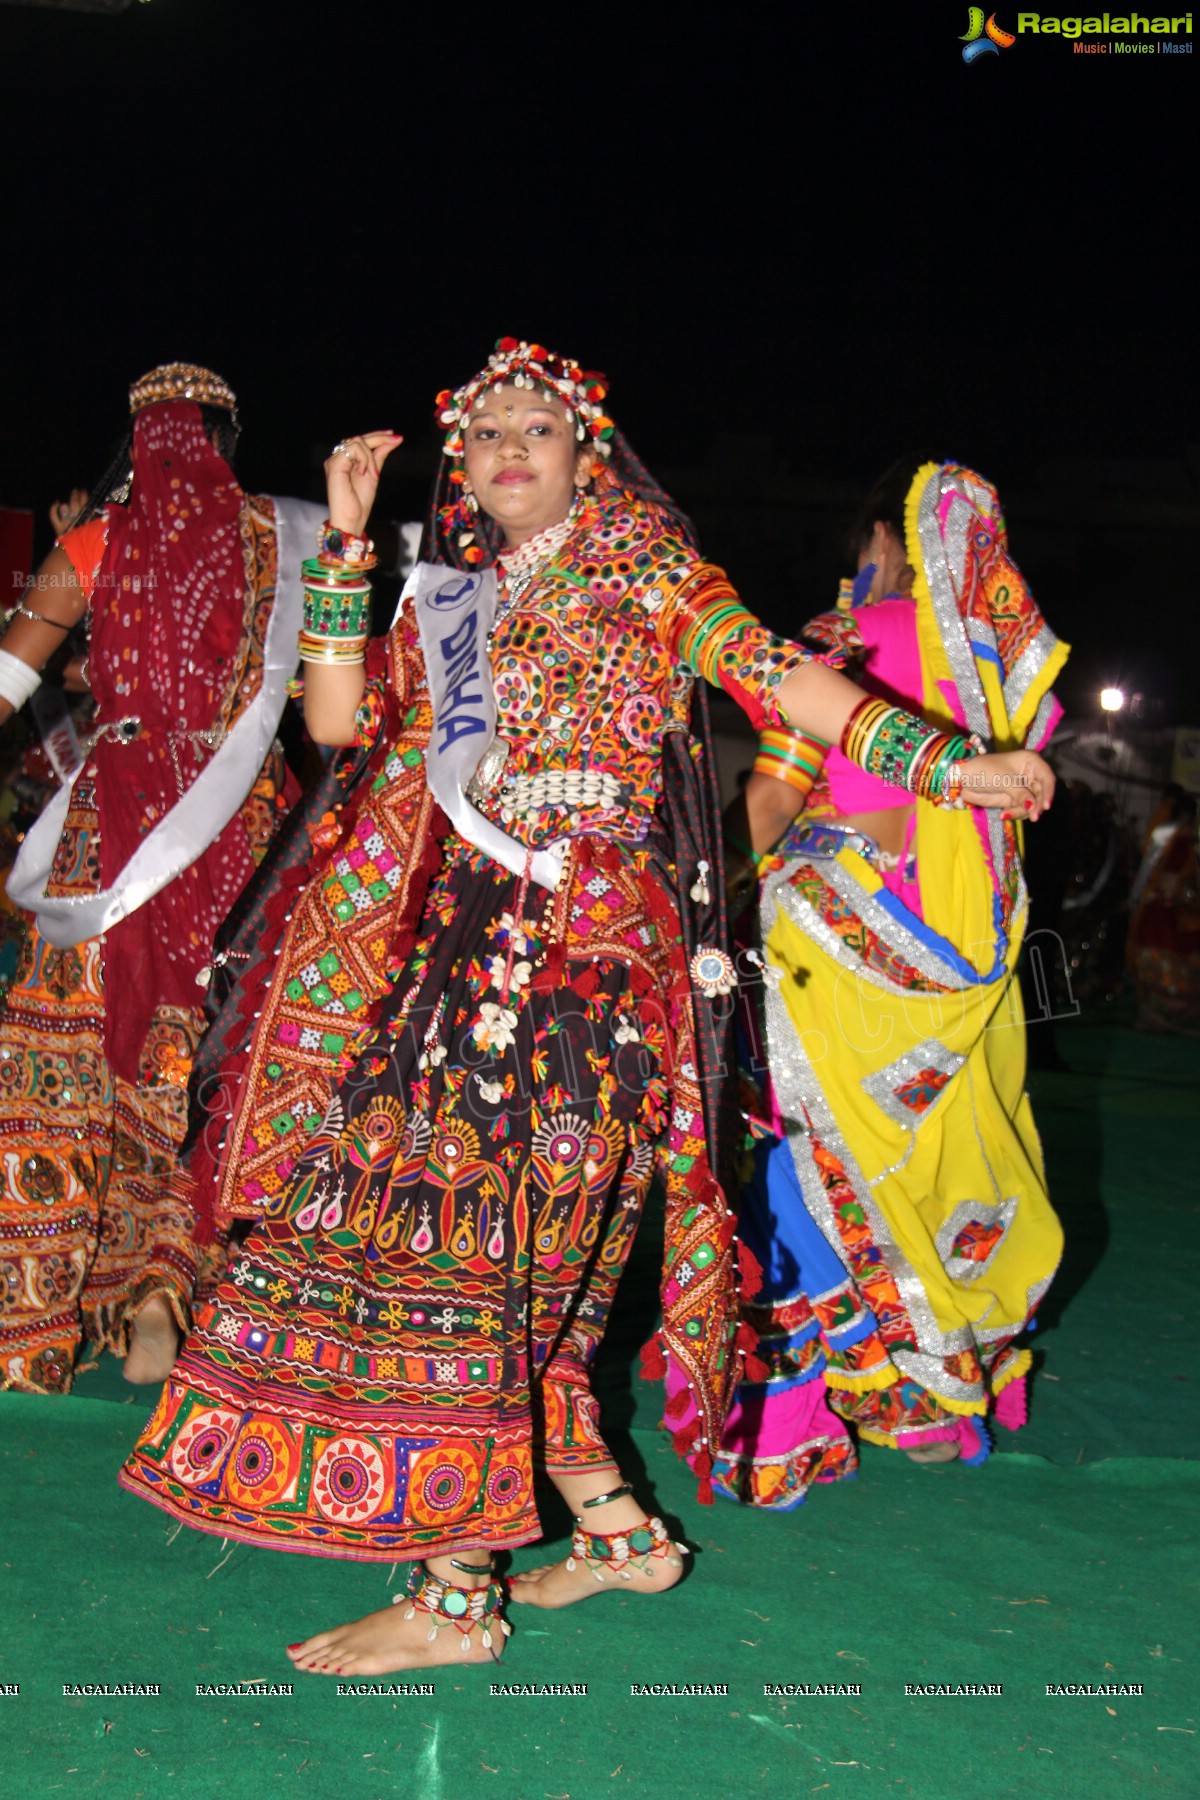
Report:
489,497,582,645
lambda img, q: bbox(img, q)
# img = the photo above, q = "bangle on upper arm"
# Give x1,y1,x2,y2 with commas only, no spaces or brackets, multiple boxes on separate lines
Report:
0,648,43,711
754,725,827,801
7,601,74,631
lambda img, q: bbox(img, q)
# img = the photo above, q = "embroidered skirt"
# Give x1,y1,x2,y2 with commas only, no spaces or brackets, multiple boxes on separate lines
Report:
120,842,671,1560
0,927,206,1393
704,830,1061,1501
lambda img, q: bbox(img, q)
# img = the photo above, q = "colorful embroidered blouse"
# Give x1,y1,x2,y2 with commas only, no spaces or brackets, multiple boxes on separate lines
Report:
369,488,809,851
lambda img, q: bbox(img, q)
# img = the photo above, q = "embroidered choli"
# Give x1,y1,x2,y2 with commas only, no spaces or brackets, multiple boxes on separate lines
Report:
364,489,807,850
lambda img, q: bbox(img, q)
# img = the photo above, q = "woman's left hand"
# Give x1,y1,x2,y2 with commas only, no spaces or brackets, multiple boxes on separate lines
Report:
324,431,403,536
957,749,1055,819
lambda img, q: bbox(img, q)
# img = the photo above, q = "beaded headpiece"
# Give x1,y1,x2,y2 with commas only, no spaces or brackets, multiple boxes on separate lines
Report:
434,339,614,563
128,362,238,417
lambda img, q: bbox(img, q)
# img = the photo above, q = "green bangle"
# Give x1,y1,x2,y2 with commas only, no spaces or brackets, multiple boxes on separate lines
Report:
301,556,373,587
302,584,372,637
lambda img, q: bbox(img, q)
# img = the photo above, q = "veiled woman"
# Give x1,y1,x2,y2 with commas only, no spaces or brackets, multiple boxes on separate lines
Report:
0,365,320,1392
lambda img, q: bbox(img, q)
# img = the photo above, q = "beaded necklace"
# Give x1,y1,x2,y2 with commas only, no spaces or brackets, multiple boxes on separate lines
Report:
489,497,582,645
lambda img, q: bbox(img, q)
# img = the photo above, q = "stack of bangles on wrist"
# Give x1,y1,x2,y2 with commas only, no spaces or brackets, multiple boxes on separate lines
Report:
298,523,376,665
836,697,982,807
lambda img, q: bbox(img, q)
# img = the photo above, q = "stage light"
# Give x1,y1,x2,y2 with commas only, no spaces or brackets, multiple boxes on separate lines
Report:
1100,688,1125,713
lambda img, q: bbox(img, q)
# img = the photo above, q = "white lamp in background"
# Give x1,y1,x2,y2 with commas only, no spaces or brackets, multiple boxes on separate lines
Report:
1100,687,1125,713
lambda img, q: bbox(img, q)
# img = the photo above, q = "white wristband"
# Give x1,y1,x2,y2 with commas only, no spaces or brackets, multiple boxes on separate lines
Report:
0,648,43,711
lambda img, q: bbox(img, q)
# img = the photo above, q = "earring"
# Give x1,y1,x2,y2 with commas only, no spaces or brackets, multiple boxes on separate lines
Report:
464,489,479,514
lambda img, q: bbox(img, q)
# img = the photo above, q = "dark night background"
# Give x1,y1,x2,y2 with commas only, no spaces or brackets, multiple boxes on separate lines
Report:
0,0,1194,720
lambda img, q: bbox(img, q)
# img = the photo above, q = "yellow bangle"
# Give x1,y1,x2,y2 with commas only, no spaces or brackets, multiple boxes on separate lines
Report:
297,632,368,665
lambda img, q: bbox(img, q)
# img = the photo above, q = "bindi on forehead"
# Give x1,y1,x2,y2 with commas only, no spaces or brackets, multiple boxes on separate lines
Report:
473,383,567,413
471,400,568,426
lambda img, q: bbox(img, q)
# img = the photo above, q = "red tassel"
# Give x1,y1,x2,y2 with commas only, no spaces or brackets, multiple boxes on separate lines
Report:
694,1173,724,1216
696,1475,715,1506
571,965,601,1000
531,940,567,994
590,841,622,875
628,964,655,999
663,1385,693,1422
736,1317,770,1383
638,1335,667,1381
738,1239,764,1300
672,1419,700,1457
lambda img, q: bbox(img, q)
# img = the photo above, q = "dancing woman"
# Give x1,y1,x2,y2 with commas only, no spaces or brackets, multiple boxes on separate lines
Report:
713,457,1068,1506
0,365,321,1391
121,350,1052,1673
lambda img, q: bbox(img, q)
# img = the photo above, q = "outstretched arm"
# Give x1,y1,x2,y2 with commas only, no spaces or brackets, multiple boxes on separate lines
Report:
650,566,1054,820
776,659,1054,818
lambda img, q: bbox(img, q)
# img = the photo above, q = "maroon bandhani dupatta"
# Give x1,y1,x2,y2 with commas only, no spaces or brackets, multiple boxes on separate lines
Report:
87,401,254,1081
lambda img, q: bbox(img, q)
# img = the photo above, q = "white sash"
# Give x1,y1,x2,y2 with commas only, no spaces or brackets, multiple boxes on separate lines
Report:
407,562,562,892
7,495,325,946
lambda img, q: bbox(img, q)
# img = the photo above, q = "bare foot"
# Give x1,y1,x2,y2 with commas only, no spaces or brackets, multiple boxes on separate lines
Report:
123,1294,181,1385
287,1601,503,1676
510,1534,687,1610
904,1440,960,1465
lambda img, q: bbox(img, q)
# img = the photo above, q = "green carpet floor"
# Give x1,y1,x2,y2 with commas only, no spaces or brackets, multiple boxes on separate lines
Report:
2,1012,1196,1800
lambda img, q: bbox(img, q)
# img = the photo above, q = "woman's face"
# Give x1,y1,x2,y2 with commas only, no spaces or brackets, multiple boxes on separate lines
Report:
858,522,916,603
462,384,593,546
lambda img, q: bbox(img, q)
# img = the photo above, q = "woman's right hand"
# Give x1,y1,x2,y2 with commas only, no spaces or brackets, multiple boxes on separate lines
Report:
324,431,403,535
958,748,1056,820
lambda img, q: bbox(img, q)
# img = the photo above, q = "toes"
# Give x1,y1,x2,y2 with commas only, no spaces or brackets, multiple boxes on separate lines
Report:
290,1635,341,1673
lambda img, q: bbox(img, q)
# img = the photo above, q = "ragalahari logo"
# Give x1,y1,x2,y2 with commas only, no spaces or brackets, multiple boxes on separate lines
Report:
961,8,1016,59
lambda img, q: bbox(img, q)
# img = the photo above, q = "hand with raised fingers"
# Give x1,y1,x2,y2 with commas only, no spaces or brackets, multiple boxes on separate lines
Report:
324,432,403,537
